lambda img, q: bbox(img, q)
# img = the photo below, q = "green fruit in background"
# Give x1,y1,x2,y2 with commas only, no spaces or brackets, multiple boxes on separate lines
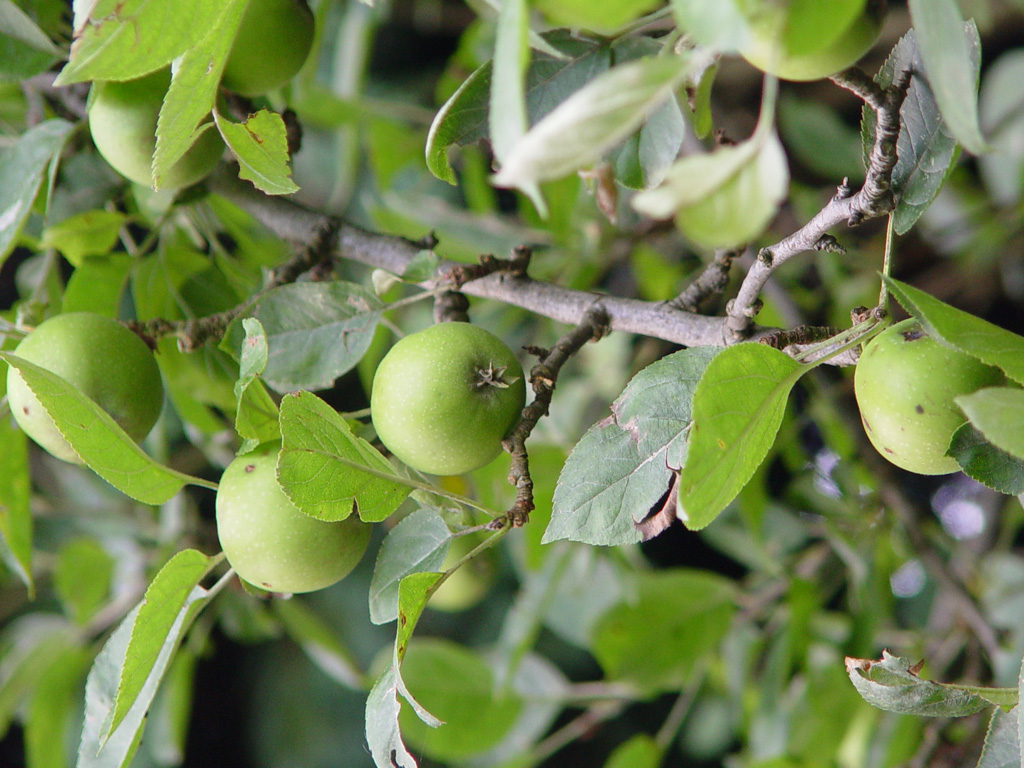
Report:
739,0,884,81
854,319,1005,475
221,0,315,96
370,322,526,476
89,69,223,189
429,533,496,612
215,442,371,593
6,312,164,464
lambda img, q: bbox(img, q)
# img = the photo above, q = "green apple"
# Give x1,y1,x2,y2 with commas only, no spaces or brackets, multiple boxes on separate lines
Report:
370,322,526,476
215,442,371,593
221,0,315,96
854,319,1005,475
89,69,223,189
6,312,164,464
739,0,884,81
429,533,495,612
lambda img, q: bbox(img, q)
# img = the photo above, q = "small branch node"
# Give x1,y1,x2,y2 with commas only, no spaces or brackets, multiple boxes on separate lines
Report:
433,290,470,323
814,235,845,254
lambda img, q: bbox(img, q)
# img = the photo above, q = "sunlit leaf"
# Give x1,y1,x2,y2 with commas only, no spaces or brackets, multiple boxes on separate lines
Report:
957,388,1024,463
105,549,216,739
884,277,1024,385
633,130,789,248
491,55,691,192
677,343,803,530
277,391,409,523
56,0,215,85
0,353,217,504
215,109,299,195
153,0,246,185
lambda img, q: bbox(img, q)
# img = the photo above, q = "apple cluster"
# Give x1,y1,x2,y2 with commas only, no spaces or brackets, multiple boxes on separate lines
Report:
87,0,315,190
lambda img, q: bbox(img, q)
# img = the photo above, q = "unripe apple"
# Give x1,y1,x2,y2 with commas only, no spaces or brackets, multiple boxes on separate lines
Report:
739,0,884,81
89,69,223,190
854,319,1004,475
429,533,495,612
6,312,164,464
221,0,315,96
215,442,371,593
370,323,526,476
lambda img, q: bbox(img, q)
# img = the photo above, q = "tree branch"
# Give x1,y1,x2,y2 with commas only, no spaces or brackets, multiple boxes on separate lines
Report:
725,66,911,336
500,306,612,527
207,169,737,348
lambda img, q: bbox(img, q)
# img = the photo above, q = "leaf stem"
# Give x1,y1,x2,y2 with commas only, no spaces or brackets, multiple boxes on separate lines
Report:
878,212,896,312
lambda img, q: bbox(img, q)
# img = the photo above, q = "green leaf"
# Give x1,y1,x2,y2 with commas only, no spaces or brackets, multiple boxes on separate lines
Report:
53,538,113,626
677,343,804,530
144,646,197,767
489,0,529,164
396,572,442,663
957,388,1024,463
25,646,92,768
591,568,735,692
846,651,1013,716
0,418,32,595
978,49,1024,205
398,639,522,762
214,109,299,195
1019,656,1024,768
232,318,279,451
223,281,383,393
153,0,246,185
864,27,976,234
492,55,691,192
369,508,451,625
55,0,215,85
426,33,610,184
0,615,76,739
365,571,443,768
365,665,419,768
907,0,987,155
605,734,661,768
0,119,74,269
0,353,216,505
38,210,127,267
0,1,61,81
63,255,133,317
633,129,789,248
105,549,215,739
884,277,1024,385
948,423,1024,495
272,598,363,689
544,347,718,546
977,706,1020,768
277,391,409,523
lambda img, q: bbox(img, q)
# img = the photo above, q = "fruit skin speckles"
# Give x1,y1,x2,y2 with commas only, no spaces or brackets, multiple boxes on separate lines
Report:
370,322,526,476
853,318,1005,475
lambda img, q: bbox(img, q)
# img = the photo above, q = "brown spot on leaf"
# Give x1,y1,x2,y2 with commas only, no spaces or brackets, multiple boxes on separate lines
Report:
915,404,924,414
245,464,256,473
